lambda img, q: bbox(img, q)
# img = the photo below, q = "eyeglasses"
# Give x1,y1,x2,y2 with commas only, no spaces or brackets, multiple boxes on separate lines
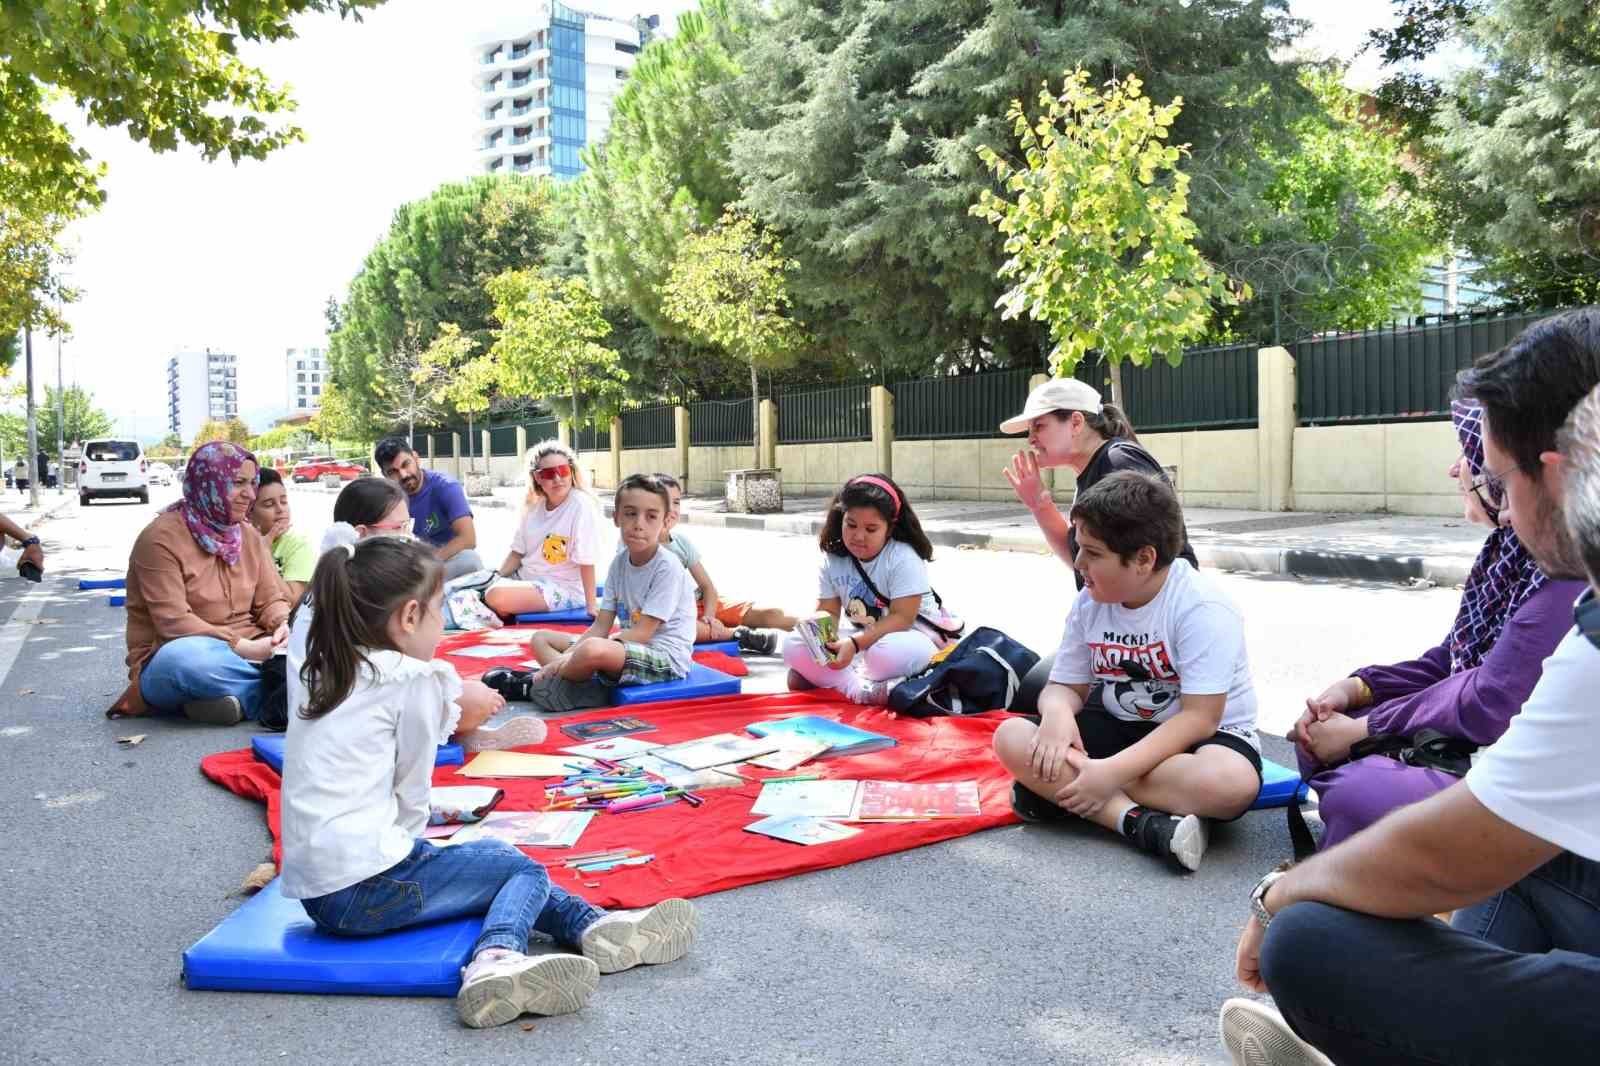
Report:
1468,463,1519,522
533,463,572,482
1576,588,1600,652
369,518,411,532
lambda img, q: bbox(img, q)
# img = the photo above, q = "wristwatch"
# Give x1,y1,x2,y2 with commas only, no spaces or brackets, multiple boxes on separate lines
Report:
19,536,38,548
1249,869,1289,928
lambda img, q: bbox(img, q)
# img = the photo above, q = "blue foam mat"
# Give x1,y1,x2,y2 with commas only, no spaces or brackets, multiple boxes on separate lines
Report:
251,734,464,774
108,595,125,607
1249,757,1309,811
183,878,480,996
512,607,594,624
78,577,126,590
611,661,741,706
695,639,740,656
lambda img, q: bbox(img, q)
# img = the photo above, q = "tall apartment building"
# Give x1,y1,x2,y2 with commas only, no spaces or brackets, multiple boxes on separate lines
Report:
471,3,655,179
167,349,239,445
286,346,327,415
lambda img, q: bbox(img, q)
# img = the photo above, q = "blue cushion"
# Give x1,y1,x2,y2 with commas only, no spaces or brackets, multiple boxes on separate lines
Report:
695,639,741,656
610,661,741,706
107,595,126,607
183,878,481,996
513,607,594,624
251,734,464,774
78,577,125,590
1250,758,1309,811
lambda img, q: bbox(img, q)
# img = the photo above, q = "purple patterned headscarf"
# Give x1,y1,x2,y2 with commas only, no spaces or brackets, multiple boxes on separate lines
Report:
1446,401,1547,672
165,441,258,567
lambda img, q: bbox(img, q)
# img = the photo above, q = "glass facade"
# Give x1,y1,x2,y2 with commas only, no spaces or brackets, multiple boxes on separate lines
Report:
549,5,586,179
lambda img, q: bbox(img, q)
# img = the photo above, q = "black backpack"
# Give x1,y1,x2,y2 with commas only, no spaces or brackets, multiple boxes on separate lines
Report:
888,627,1041,717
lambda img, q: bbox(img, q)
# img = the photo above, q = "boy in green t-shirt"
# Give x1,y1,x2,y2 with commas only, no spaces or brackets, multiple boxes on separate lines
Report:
251,467,314,602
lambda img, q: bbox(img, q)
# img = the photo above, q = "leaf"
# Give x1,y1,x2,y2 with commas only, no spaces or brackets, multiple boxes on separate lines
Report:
116,734,147,746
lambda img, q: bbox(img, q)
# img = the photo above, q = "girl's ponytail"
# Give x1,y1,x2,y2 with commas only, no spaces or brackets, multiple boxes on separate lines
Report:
1085,403,1139,443
300,536,444,719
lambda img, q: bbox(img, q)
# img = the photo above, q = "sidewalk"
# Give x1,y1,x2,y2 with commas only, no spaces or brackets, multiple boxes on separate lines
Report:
485,484,1484,586
0,488,77,531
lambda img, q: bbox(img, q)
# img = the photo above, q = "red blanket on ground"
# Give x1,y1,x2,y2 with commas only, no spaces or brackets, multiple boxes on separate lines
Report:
200,693,1019,908
437,626,750,678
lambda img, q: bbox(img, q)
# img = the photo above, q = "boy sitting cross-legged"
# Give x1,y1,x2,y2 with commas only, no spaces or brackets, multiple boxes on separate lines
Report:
992,471,1263,871
523,474,697,696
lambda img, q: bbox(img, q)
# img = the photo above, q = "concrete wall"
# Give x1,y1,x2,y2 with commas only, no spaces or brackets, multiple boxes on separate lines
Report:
1137,429,1261,510
776,441,880,497
1292,421,1459,515
893,438,1032,503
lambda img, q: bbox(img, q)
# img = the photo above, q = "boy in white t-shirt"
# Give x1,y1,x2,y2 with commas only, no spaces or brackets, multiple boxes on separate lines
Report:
992,471,1263,871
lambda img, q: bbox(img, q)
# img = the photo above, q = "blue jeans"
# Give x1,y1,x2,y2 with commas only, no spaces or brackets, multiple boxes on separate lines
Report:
139,635,268,719
1260,853,1600,1065
301,838,604,957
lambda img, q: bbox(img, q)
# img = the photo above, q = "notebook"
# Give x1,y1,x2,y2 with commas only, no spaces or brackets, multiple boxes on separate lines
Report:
457,751,596,778
619,753,743,791
852,780,982,821
447,811,593,848
428,785,505,825
750,779,861,819
653,733,783,770
746,740,832,772
745,715,897,758
559,716,658,742
560,736,659,760
744,815,862,846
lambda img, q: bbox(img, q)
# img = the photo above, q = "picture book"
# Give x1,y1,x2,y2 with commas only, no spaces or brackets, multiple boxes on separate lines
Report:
447,811,594,848
560,736,659,760
852,780,982,821
457,751,596,778
653,733,783,770
620,753,743,791
446,644,522,660
746,740,832,771
744,815,862,846
559,716,658,742
745,715,898,758
750,779,861,819
428,785,505,825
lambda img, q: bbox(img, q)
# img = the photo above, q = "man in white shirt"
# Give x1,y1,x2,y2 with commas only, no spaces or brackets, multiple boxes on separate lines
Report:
1221,308,1600,1065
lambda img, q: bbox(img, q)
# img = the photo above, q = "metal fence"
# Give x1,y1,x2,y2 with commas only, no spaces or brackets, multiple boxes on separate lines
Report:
489,425,520,457
523,416,560,446
893,367,1035,440
1295,309,1556,425
1085,343,1259,431
429,431,453,457
689,397,754,446
619,404,675,450
777,382,872,444
573,422,610,452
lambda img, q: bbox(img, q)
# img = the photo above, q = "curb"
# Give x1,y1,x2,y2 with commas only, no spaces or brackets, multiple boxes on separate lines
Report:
658,504,1474,588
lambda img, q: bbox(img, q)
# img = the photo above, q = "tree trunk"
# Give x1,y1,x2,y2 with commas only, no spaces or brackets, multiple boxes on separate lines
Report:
570,372,581,456
749,361,760,470
24,327,39,509
466,410,475,473
1106,359,1124,409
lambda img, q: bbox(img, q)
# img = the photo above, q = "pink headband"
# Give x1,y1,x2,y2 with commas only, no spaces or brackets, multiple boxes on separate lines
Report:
847,475,900,519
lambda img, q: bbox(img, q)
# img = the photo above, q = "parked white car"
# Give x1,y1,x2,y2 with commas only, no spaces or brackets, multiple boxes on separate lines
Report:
146,461,174,486
79,438,149,505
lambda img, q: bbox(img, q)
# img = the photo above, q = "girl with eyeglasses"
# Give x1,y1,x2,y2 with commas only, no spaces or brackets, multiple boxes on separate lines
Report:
483,441,606,620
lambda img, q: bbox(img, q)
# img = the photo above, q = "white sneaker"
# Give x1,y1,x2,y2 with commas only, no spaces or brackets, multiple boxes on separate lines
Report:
849,678,895,706
455,949,598,1028
459,715,548,753
579,898,698,974
1219,998,1334,1066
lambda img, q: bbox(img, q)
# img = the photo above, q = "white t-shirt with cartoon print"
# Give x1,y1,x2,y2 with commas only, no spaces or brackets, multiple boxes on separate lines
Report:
819,540,944,633
509,492,603,591
1049,560,1259,746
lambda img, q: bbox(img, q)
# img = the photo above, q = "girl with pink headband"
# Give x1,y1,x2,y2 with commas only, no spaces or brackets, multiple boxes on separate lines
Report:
782,473,963,705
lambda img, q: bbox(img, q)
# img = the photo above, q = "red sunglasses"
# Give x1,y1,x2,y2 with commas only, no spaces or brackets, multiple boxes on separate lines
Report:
533,463,572,482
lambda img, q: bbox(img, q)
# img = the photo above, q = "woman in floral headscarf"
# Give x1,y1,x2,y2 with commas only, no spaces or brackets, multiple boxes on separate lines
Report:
1290,402,1586,849
109,441,291,724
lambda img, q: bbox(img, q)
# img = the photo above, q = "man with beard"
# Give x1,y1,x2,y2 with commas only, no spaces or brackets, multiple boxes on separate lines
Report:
374,437,484,580
1220,308,1600,1066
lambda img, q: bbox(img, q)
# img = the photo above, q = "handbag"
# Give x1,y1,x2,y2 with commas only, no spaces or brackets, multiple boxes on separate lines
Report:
849,555,965,642
888,627,1041,717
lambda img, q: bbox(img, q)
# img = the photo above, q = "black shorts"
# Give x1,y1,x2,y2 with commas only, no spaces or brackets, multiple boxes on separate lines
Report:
1074,705,1263,781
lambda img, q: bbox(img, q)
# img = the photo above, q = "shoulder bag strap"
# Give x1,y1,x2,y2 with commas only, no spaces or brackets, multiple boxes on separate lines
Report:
850,554,962,641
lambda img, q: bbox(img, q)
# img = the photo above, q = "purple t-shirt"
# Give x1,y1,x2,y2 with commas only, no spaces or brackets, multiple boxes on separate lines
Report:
408,470,472,548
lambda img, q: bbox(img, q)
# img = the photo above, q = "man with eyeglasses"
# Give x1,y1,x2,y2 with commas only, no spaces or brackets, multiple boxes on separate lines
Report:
374,437,484,580
1219,308,1600,1065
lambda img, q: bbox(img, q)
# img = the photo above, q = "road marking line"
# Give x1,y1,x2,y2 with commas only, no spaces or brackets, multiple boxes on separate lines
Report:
0,590,46,700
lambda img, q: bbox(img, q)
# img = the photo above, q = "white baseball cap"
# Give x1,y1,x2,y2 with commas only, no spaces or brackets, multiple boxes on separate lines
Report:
999,378,1103,434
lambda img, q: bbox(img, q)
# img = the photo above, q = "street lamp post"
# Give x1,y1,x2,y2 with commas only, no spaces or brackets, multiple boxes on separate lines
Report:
55,304,64,495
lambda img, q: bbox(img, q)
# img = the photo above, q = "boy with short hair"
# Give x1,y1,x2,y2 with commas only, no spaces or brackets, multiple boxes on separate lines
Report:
526,474,697,691
653,473,797,654
992,471,1263,871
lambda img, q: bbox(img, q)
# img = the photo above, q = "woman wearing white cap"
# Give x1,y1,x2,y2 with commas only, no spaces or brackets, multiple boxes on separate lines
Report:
999,377,1195,587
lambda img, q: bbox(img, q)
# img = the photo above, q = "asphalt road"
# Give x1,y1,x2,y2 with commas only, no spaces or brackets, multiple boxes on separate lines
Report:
0,485,1460,1065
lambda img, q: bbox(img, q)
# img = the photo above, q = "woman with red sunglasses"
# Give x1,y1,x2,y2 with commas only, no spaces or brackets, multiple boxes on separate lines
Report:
483,441,607,619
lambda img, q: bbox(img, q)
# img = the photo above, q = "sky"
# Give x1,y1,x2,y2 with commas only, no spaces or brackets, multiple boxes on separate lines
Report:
17,0,1456,442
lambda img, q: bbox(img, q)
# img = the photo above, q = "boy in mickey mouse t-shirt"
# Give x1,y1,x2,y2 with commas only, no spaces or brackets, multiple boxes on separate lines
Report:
993,471,1262,872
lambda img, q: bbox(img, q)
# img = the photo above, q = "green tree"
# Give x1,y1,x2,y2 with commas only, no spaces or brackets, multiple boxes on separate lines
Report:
192,418,252,450
662,212,809,468
485,271,627,435
726,0,1309,373
971,71,1244,401
1,0,384,215
419,323,490,473
1429,0,1600,306
249,424,314,453
37,385,113,450
326,175,558,436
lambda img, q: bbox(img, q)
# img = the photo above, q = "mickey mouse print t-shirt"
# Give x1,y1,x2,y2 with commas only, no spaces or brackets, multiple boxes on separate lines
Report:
819,540,942,633
510,492,603,593
1048,559,1258,745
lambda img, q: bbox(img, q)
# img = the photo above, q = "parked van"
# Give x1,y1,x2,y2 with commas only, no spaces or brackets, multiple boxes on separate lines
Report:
80,439,149,505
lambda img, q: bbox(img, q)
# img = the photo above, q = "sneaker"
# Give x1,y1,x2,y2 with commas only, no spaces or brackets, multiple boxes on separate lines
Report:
579,898,697,975
524,674,611,713
480,667,533,702
1010,782,1070,823
1219,998,1334,1066
733,626,778,656
459,715,548,753
182,696,243,725
849,678,892,706
1129,808,1210,872
455,949,598,1029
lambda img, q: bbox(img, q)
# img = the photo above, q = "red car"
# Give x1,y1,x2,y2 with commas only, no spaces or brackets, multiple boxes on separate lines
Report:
290,456,367,483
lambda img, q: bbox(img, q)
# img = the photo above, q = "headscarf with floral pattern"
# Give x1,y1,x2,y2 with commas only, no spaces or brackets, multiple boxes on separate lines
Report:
166,441,258,567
